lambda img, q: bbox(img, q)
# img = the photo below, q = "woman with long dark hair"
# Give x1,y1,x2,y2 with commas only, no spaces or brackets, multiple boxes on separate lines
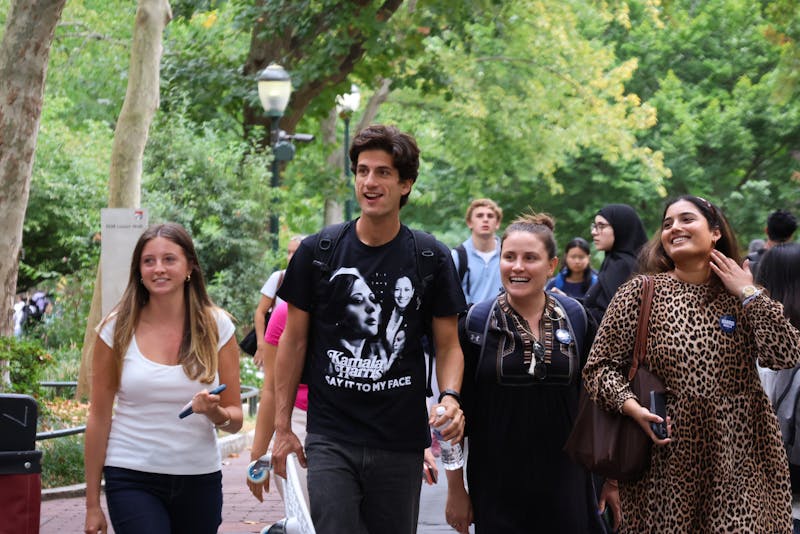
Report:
583,196,800,532
756,242,800,532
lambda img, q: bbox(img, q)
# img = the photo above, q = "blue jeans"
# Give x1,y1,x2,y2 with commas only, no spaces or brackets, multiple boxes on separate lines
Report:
103,466,222,534
305,433,423,534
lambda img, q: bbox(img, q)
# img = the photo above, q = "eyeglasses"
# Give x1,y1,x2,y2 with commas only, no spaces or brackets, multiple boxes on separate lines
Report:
528,340,547,379
591,222,610,233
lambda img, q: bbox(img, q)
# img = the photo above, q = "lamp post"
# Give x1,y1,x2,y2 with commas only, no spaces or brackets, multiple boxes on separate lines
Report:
336,84,361,221
257,63,293,252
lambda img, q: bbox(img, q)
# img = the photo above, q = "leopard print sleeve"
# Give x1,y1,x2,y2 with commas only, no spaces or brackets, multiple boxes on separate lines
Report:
581,275,644,413
745,293,800,370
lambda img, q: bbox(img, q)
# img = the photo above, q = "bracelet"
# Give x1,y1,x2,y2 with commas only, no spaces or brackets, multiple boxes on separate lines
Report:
742,290,763,307
438,388,462,408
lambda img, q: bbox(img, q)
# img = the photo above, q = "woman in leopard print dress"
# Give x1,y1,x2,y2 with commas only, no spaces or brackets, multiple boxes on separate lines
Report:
583,195,800,533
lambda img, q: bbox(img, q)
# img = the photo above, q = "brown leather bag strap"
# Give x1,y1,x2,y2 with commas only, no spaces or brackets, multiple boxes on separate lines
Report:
627,275,654,381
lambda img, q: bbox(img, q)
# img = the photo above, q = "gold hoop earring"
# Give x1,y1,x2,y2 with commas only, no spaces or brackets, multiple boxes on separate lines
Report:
186,274,191,282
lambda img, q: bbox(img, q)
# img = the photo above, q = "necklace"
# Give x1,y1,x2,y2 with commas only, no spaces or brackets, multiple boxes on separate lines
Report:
499,293,555,379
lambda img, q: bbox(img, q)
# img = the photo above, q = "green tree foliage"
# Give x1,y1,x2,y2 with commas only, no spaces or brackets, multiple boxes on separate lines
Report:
356,0,671,245
141,110,283,325
19,99,111,288
600,0,800,241
6,0,800,307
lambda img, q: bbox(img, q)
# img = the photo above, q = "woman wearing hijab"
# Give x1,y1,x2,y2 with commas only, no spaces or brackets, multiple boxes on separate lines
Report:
583,204,648,327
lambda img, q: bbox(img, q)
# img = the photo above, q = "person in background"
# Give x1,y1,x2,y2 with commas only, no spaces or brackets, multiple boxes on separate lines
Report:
754,243,800,533
748,238,766,256
583,204,648,327
247,300,309,504
583,195,800,532
747,209,797,279
252,235,304,367
84,223,242,534
546,236,598,299
12,295,27,337
446,212,610,533
452,198,504,306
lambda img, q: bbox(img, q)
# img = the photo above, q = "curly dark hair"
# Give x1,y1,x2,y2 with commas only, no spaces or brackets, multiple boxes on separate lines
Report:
349,124,420,208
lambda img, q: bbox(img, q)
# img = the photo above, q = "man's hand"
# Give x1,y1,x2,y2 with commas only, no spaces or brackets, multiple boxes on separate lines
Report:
429,398,465,444
271,429,305,479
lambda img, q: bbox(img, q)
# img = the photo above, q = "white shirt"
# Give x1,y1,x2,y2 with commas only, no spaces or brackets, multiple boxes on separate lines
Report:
260,269,286,308
98,308,235,475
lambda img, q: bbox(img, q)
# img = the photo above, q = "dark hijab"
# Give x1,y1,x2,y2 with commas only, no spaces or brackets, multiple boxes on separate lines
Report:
583,204,648,325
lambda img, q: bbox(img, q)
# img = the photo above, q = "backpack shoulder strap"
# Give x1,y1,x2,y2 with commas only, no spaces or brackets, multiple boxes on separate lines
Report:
411,229,438,293
411,229,440,398
550,292,588,358
455,244,468,282
312,221,352,277
465,299,497,381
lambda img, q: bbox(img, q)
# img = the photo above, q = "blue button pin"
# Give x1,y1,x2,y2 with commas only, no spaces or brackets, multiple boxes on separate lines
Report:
719,314,736,333
555,328,572,344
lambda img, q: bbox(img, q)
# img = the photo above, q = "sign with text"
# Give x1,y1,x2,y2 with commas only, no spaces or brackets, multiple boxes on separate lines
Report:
100,209,148,316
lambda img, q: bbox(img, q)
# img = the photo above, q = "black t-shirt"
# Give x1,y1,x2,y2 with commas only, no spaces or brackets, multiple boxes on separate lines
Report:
279,223,466,450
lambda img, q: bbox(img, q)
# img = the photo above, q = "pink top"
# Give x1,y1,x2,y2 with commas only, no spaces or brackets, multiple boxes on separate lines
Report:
264,301,308,411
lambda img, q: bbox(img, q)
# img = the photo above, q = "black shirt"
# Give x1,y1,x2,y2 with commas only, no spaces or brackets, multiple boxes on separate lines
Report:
279,223,466,451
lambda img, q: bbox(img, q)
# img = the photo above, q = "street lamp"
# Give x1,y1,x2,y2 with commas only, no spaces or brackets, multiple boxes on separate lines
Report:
336,84,361,221
257,64,292,252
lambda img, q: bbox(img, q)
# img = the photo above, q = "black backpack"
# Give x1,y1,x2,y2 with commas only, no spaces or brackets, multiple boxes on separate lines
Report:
310,221,440,396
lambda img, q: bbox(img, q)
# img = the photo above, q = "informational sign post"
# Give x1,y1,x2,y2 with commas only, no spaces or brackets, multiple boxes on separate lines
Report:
100,208,148,316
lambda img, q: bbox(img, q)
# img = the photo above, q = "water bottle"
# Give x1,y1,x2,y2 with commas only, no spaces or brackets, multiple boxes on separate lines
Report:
433,405,464,470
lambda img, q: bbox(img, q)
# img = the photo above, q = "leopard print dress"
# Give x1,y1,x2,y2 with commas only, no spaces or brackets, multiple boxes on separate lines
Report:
583,273,800,533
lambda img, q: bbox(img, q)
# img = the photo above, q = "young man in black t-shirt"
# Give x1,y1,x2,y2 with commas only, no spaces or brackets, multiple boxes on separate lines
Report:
271,125,467,533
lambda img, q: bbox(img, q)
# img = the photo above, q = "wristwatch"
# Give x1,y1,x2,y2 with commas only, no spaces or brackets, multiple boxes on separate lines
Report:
740,285,758,302
438,388,462,408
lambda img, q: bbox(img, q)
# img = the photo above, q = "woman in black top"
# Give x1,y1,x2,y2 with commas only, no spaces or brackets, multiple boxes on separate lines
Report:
583,204,648,326
446,212,610,533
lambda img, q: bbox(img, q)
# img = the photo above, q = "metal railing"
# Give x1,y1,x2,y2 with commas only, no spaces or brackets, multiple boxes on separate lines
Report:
35,382,261,441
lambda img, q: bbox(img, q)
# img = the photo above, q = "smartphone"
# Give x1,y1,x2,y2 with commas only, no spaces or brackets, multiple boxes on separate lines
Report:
649,390,668,439
423,462,437,484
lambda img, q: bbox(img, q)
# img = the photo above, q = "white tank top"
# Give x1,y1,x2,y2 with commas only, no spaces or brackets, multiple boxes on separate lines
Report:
98,308,235,475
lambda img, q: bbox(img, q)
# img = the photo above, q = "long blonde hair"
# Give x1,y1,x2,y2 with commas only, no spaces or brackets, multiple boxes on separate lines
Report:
106,223,220,388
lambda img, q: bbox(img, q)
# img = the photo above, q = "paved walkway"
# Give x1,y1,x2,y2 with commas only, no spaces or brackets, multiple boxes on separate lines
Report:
40,432,284,534
39,431,461,533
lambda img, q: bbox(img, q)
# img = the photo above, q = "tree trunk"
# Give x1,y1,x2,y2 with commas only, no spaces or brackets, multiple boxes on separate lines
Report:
0,0,66,390
76,0,172,399
0,0,66,342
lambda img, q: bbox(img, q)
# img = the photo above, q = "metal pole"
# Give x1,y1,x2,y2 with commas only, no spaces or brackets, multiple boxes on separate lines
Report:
344,116,353,221
269,115,281,252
